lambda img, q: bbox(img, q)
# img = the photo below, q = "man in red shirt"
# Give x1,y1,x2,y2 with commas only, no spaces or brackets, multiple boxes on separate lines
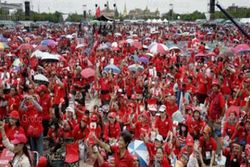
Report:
199,125,217,167
155,105,173,140
37,85,51,137
93,130,134,167
103,112,121,143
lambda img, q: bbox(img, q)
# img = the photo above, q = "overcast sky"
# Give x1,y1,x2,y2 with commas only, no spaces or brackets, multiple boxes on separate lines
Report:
4,0,250,15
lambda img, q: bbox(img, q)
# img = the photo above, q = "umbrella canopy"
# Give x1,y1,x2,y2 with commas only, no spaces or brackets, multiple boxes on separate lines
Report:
169,46,181,53
138,57,149,64
128,64,144,72
34,74,49,83
148,43,168,54
41,39,57,47
128,140,149,167
12,58,22,67
41,53,60,62
104,64,120,74
35,45,49,51
18,43,33,51
130,54,139,62
233,44,250,54
81,68,95,78
76,44,86,49
0,42,9,51
0,34,8,42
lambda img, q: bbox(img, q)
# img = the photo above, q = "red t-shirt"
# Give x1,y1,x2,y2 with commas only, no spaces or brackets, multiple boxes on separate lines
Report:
39,93,51,120
208,92,225,121
103,122,121,142
72,124,90,141
199,137,217,152
155,117,172,138
111,145,134,167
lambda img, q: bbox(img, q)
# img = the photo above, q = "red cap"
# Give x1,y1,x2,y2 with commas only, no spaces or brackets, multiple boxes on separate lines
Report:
38,84,48,93
186,136,194,146
91,114,98,122
11,133,27,144
9,110,20,120
109,112,116,119
212,79,220,86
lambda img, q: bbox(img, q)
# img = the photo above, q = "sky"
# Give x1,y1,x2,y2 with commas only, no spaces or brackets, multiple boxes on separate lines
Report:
3,0,250,15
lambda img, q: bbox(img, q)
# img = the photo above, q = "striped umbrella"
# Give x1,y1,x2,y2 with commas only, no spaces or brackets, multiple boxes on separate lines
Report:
148,43,168,54
128,140,149,167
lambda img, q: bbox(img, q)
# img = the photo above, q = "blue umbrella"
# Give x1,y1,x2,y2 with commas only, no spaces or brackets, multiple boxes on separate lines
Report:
41,39,57,46
0,34,8,42
138,57,149,64
130,54,139,62
128,64,144,72
104,64,121,74
128,140,149,167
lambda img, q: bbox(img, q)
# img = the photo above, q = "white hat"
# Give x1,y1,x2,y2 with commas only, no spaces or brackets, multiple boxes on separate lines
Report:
155,134,163,142
148,104,157,111
66,106,74,113
159,105,166,112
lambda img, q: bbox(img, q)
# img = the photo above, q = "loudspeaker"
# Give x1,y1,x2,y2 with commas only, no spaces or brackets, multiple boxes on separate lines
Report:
24,1,30,17
210,0,215,13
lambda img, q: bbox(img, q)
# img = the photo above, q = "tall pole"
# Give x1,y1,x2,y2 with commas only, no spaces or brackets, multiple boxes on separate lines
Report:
216,3,250,40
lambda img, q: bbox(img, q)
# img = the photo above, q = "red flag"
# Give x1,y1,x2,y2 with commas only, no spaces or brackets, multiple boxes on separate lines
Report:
95,6,100,17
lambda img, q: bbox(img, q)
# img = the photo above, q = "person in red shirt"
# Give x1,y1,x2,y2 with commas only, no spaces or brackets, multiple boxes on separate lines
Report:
222,110,237,139
73,116,89,142
144,133,171,166
0,110,25,148
103,112,121,144
133,112,151,139
198,125,217,167
188,108,206,140
155,105,172,140
151,147,171,167
223,142,242,167
37,85,51,137
93,130,134,167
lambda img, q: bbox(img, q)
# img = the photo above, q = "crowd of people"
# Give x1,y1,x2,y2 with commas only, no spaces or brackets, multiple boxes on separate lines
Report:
0,20,249,167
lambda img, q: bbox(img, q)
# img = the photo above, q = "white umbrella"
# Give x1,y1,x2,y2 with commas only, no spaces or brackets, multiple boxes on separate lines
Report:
76,44,86,49
128,140,149,167
31,50,44,58
41,53,60,62
34,74,49,83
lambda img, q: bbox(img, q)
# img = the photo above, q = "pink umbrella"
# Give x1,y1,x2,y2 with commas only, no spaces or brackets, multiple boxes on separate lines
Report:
148,43,168,54
233,44,250,54
81,68,95,78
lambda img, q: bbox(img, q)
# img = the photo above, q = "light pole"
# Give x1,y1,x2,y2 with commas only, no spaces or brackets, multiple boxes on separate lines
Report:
169,3,173,21
83,4,87,20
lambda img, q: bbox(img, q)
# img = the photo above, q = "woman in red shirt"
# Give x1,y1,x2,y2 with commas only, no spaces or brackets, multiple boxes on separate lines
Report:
222,110,237,139
0,110,25,148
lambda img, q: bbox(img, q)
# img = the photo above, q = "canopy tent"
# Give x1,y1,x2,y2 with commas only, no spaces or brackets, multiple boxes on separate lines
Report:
96,15,114,22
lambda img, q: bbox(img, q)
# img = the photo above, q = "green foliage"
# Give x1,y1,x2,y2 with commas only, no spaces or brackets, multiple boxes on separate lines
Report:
66,13,83,22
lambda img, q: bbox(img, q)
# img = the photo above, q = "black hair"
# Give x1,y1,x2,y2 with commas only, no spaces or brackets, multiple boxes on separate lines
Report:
121,130,132,148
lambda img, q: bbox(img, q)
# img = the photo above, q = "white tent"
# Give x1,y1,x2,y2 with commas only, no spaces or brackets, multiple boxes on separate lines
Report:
163,19,168,23
157,19,163,24
152,19,157,23
146,19,151,23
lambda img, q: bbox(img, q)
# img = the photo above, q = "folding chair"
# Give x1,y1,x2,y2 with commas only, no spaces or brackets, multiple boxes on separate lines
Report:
64,143,79,167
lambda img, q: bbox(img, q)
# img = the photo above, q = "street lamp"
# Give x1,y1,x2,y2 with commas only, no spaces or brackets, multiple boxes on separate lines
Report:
83,4,87,20
169,3,173,21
